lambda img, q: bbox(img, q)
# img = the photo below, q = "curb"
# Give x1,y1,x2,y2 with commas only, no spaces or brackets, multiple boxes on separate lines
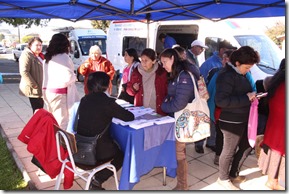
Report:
0,124,37,190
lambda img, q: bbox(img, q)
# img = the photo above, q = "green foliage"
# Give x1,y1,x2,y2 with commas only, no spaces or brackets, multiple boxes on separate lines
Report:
0,135,28,190
0,34,4,41
265,21,285,46
22,36,34,43
0,18,49,28
91,20,111,32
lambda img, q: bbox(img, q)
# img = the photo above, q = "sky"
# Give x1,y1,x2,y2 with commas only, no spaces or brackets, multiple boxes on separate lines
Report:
46,19,93,29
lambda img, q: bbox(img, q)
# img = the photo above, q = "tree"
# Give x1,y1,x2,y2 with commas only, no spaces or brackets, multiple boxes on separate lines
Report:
22,35,34,43
265,21,285,46
0,18,49,28
0,34,5,41
91,20,111,32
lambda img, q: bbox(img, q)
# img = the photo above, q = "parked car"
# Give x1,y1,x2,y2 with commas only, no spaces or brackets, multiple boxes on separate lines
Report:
42,44,48,54
12,43,48,62
13,43,27,62
0,44,6,54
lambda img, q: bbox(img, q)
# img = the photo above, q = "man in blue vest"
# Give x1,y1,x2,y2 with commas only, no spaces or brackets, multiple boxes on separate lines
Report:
158,33,177,49
200,40,236,83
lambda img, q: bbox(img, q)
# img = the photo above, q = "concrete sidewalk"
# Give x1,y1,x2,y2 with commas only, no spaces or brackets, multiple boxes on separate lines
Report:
0,83,271,191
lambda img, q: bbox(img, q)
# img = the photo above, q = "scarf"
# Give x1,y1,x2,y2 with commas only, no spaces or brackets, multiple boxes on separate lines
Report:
138,63,158,110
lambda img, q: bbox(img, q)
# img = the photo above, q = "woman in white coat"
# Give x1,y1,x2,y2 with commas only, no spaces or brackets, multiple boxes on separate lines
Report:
42,33,80,130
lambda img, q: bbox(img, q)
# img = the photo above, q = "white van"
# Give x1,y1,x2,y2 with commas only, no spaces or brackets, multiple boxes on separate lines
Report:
107,19,282,84
68,28,107,81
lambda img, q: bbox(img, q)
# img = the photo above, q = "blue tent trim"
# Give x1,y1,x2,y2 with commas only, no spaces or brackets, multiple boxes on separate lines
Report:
0,0,285,22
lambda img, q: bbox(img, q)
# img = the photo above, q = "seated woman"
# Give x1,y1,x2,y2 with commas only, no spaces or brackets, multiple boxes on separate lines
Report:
76,71,135,190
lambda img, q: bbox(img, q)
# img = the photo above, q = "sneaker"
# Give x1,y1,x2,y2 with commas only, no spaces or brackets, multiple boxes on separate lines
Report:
230,175,246,183
214,155,219,165
217,178,240,190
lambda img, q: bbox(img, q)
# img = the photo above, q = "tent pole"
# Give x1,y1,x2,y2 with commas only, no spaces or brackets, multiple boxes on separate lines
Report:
145,13,151,48
147,21,150,48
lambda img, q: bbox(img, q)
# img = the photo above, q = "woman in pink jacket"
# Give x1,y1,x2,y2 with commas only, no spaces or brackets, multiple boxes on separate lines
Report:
126,48,168,115
258,59,285,190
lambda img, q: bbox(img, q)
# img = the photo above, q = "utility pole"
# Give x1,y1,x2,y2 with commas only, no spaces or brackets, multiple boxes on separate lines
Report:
18,25,20,43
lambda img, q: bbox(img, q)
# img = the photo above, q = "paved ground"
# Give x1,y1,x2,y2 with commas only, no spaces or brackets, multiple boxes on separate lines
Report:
0,82,272,191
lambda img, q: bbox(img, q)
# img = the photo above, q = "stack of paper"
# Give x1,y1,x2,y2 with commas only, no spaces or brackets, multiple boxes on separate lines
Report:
129,119,155,129
112,118,139,126
152,116,175,125
112,105,174,129
112,118,127,125
115,99,134,108
126,106,155,117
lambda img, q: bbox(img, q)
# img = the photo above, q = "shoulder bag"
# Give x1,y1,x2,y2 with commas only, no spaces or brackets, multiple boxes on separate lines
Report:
72,108,110,166
248,98,259,148
197,75,210,100
174,71,211,143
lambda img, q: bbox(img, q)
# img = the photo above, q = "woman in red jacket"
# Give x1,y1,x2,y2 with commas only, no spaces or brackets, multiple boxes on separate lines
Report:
78,45,115,95
126,48,168,115
258,58,285,190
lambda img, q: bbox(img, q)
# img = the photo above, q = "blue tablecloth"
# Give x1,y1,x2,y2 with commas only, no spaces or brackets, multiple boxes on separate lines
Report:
110,122,177,190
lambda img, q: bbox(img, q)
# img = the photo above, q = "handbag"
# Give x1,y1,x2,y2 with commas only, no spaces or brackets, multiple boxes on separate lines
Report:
72,108,110,166
31,156,46,173
174,71,210,143
197,75,210,100
248,98,259,148
117,83,135,104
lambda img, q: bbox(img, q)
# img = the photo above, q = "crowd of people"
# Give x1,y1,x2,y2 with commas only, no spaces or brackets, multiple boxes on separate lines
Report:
19,34,285,190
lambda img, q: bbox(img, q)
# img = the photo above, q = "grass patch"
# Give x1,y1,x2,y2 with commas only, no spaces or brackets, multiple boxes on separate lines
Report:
0,135,28,190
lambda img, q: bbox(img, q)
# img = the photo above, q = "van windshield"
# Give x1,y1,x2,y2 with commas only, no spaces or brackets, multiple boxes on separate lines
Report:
78,38,106,56
234,35,282,72
21,44,27,50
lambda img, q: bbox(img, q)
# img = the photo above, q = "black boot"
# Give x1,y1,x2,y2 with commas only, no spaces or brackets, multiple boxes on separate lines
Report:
89,177,105,190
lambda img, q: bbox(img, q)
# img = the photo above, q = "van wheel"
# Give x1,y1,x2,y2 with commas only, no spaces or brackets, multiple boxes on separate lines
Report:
77,72,84,82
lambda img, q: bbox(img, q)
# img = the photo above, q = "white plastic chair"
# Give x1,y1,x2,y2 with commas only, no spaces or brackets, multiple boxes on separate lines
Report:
54,124,119,190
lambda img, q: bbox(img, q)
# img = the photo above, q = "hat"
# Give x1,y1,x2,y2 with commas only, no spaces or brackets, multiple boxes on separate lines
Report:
191,40,208,49
219,40,237,50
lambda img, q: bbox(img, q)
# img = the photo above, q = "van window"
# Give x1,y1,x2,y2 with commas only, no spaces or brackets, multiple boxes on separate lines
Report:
70,40,79,57
42,44,48,54
122,36,146,56
78,39,106,56
21,44,27,50
234,35,282,71
170,33,198,50
204,37,223,60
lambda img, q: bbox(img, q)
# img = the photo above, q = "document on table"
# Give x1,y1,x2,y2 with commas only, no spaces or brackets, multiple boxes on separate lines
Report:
112,106,175,129
113,116,175,129
129,119,155,129
115,99,134,108
152,116,175,125
125,106,155,118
